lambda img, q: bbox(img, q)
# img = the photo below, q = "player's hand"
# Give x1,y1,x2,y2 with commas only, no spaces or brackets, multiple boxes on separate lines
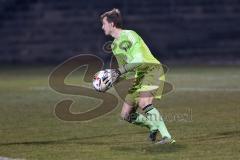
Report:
109,69,121,83
102,69,121,90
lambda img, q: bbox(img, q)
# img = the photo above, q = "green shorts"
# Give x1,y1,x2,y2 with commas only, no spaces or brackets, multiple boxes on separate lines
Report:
124,64,165,105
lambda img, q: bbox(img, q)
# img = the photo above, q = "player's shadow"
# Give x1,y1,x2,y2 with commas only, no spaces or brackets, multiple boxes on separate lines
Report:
142,143,186,154
110,143,186,154
216,130,240,137
0,131,146,146
0,131,186,154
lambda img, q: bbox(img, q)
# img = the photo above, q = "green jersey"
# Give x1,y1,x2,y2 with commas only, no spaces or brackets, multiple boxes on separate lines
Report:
111,30,160,78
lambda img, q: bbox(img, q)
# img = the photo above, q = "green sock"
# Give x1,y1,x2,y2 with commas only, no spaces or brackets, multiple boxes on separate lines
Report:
131,112,158,131
144,105,171,138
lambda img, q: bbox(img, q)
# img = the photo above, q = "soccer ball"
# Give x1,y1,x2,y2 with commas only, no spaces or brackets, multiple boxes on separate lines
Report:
92,69,112,92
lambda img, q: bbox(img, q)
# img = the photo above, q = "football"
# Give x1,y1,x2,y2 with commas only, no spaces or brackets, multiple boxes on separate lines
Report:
92,69,112,92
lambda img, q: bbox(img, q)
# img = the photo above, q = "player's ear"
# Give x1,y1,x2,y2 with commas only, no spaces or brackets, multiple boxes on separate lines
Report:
110,22,114,28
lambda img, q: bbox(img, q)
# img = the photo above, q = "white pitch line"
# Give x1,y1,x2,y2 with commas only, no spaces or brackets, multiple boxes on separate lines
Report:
0,157,25,160
29,86,50,91
176,87,240,92
29,86,240,92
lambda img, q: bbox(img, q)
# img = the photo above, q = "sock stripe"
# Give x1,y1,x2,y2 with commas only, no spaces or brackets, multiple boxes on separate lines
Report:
143,104,154,113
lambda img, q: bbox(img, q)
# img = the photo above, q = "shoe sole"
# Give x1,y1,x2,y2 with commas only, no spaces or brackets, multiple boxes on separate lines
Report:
155,139,176,145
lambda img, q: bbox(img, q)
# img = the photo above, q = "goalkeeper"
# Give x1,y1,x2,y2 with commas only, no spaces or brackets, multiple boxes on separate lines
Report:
100,8,175,144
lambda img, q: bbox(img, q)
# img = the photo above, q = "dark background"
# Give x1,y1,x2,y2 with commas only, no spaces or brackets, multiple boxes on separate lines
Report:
0,0,240,65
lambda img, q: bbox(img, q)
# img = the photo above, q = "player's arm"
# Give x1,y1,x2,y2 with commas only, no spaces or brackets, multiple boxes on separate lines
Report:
103,63,140,87
118,63,141,74
103,32,141,87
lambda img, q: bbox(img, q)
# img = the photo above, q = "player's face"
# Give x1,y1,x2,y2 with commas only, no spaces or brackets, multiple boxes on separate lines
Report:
102,17,113,36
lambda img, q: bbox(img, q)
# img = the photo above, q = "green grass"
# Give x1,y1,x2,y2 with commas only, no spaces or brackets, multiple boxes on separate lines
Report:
0,65,239,160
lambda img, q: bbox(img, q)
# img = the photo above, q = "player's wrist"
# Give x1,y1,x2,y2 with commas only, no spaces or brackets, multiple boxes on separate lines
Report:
118,66,127,75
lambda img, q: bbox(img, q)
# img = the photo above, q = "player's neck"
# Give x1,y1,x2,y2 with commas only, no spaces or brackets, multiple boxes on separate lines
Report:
111,28,123,39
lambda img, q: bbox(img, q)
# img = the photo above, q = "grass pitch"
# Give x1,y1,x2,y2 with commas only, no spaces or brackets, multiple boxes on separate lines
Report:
0,65,239,160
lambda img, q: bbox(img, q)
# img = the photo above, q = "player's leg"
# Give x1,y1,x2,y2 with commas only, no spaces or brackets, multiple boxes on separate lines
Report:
138,92,172,140
120,101,157,131
124,90,162,142
121,65,163,142
120,76,152,129
136,64,175,144
138,92,175,144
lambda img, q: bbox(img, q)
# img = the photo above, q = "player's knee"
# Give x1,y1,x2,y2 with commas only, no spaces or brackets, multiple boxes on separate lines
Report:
138,98,153,109
138,92,153,108
138,100,150,109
